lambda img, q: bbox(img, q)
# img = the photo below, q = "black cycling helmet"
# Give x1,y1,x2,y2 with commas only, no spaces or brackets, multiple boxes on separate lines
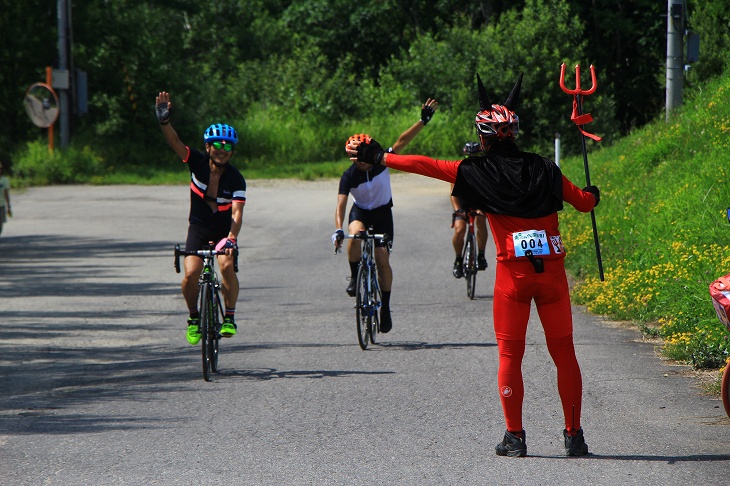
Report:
462,142,483,156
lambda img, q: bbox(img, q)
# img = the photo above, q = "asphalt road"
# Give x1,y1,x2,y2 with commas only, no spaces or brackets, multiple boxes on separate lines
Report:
0,174,728,485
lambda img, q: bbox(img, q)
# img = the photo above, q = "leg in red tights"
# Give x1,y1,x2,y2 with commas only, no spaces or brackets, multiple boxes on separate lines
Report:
536,288,583,434
493,263,532,433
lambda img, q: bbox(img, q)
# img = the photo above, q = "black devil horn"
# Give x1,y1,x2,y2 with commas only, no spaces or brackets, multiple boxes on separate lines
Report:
477,73,491,111
503,73,523,110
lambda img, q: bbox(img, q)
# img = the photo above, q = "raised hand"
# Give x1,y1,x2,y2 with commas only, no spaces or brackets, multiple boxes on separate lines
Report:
355,139,385,165
155,91,172,125
420,98,438,125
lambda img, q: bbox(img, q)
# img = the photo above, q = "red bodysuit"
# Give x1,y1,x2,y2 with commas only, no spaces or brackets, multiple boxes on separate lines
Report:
384,145,596,434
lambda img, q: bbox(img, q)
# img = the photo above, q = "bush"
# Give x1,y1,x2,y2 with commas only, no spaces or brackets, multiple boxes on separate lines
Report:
13,141,108,186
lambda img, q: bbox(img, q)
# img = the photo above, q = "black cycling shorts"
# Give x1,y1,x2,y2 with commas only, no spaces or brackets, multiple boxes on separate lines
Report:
453,197,486,222
348,204,394,247
185,223,229,254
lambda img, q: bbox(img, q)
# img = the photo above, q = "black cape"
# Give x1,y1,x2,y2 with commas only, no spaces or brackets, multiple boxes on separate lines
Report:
451,142,564,218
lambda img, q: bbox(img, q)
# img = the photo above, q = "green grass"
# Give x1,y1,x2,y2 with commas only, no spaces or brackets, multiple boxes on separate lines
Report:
559,74,730,370
8,141,353,187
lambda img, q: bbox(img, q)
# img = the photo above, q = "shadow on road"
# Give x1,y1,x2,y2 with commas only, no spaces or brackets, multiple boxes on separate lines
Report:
0,234,179,298
378,341,497,351
0,234,200,434
579,453,730,463
218,368,395,381
0,343,196,435
525,452,730,462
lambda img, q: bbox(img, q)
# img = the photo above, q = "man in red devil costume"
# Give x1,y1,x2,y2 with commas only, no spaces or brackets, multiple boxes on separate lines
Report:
347,74,599,457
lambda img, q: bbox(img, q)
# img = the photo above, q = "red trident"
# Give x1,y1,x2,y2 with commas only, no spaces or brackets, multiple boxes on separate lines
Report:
560,63,604,281
559,63,601,142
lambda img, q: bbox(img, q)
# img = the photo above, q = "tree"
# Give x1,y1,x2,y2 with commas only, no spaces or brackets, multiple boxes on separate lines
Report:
0,1,56,158
687,0,730,82
568,0,665,131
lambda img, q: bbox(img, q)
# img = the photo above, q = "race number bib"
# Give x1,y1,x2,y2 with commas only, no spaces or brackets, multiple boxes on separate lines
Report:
512,230,550,257
550,235,565,255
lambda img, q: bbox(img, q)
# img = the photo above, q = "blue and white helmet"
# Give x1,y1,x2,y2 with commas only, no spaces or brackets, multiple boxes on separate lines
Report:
203,123,238,145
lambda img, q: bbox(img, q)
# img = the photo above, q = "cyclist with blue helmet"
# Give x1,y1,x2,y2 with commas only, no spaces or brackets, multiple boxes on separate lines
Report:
156,91,246,345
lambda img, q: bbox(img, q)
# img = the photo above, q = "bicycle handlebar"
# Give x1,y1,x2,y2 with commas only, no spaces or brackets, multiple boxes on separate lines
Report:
349,232,389,241
174,244,239,273
333,231,389,254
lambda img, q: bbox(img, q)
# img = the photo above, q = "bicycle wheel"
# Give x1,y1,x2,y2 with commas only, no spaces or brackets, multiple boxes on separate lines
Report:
722,361,730,418
355,264,371,350
465,233,477,300
200,283,213,381
370,272,380,345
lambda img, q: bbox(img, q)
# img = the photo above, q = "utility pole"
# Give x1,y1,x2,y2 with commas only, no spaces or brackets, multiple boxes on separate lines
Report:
665,0,685,121
57,0,70,147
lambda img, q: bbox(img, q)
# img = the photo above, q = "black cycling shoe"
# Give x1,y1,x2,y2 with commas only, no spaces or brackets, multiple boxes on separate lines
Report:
346,278,357,297
563,428,589,456
380,308,392,333
453,260,463,279
477,255,488,271
495,430,527,457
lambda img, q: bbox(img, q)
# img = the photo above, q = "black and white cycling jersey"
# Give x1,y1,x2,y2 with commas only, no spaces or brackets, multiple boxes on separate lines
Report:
338,163,393,211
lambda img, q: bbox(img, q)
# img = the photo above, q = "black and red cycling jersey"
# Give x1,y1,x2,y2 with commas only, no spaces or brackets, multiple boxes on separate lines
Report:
183,147,246,228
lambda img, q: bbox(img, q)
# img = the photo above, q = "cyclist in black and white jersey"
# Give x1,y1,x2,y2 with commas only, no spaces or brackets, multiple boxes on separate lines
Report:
155,91,246,346
332,99,438,333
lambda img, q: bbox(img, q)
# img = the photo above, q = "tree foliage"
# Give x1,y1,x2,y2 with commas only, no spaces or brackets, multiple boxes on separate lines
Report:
2,0,728,169
0,0,56,163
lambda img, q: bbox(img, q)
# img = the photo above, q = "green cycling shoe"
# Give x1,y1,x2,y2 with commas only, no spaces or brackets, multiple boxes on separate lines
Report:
186,317,201,345
220,317,237,337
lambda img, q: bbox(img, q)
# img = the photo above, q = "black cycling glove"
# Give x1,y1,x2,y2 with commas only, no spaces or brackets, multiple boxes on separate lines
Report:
156,101,171,125
421,104,435,125
332,229,345,245
583,185,600,206
356,139,385,165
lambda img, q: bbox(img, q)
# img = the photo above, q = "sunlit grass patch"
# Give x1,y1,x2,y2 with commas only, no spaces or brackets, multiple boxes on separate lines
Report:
561,74,730,369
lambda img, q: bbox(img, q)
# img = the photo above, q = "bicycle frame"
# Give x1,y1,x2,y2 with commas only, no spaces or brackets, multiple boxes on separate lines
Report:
463,211,477,246
461,210,479,300
200,256,224,331
360,235,381,317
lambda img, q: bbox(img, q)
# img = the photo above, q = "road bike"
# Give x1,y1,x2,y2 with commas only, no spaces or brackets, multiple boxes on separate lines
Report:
336,228,388,350
174,244,237,381
461,210,480,300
